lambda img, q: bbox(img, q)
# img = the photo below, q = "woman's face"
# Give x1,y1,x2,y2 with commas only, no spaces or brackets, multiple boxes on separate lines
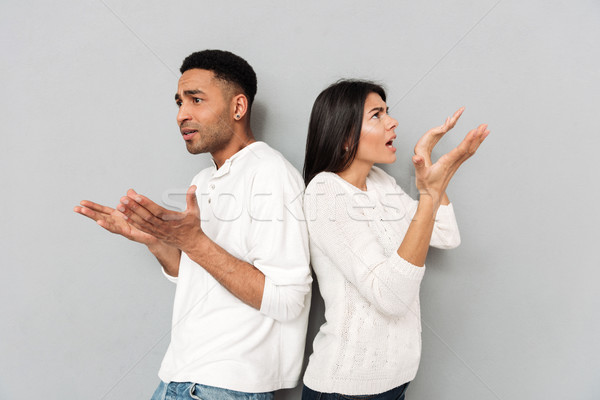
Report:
354,92,399,165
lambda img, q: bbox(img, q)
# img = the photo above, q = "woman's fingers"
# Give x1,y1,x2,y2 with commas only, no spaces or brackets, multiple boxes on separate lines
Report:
445,107,465,131
463,124,489,158
443,124,489,171
415,107,467,160
432,107,465,135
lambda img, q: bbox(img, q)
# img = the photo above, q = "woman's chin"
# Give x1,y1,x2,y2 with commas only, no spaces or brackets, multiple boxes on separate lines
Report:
378,154,397,164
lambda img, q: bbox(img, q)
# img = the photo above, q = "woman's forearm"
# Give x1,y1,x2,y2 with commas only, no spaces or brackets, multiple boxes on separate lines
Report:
397,195,438,267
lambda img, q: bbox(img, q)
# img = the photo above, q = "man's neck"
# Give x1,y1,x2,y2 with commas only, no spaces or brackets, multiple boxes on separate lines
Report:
212,131,256,169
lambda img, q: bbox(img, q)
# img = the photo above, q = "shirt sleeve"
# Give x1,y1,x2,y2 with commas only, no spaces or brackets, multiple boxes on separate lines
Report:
160,266,178,283
245,163,312,322
304,176,425,318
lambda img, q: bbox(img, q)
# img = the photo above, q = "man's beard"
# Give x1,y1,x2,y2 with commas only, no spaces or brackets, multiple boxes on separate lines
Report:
184,116,232,155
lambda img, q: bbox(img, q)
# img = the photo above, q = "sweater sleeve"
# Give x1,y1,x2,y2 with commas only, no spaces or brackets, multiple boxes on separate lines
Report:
377,167,461,249
430,203,461,249
305,176,425,318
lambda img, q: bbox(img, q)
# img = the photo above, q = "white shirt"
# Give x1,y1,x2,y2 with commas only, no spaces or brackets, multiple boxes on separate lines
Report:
158,141,312,392
303,167,460,395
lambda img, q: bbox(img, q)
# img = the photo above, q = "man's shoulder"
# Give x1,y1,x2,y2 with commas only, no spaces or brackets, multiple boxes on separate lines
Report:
239,142,304,187
244,142,292,168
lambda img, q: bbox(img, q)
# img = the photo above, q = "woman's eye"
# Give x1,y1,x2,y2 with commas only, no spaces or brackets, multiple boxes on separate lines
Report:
371,113,380,119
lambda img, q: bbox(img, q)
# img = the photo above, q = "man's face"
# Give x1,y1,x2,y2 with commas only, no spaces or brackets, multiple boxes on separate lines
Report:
175,69,233,155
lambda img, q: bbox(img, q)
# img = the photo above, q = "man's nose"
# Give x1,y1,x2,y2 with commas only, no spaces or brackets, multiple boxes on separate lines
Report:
177,104,191,125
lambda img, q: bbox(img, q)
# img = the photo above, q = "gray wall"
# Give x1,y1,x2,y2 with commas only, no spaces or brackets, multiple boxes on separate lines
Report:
1,1,598,399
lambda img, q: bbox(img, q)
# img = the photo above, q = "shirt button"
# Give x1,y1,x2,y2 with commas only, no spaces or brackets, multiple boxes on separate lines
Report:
210,184,215,189
208,198,212,204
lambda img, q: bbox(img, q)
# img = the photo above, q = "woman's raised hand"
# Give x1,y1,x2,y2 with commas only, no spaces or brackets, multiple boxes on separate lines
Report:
412,108,489,206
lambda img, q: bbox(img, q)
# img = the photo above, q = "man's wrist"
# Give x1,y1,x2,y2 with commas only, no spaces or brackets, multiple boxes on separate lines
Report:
180,230,209,259
146,240,165,255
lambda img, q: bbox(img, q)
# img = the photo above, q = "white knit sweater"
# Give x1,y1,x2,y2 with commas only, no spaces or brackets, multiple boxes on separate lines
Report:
302,167,461,395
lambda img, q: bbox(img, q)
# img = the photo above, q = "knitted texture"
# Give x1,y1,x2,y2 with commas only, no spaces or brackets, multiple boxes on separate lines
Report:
303,167,460,395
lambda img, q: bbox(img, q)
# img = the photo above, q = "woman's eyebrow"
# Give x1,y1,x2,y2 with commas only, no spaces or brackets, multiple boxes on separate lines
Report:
368,106,385,114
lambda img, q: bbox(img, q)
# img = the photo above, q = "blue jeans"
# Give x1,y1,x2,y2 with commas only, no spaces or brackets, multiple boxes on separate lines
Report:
301,382,410,400
151,381,275,400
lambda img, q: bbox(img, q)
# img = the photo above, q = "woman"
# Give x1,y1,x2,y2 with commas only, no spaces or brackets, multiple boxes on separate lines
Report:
302,80,489,399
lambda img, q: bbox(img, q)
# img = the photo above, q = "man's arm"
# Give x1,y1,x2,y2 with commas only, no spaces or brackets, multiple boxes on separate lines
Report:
117,186,266,309
186,236,265,309
147,241,182,278
74,200,182,275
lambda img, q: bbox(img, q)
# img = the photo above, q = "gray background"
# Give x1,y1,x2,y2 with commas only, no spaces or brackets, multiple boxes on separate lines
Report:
1,0,598,399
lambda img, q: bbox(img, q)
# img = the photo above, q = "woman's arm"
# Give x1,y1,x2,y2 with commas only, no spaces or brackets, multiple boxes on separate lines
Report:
306,177,425,318
398,108,489,266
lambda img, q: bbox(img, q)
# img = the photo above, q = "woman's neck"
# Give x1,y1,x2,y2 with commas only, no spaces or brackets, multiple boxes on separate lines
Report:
337,160,373,191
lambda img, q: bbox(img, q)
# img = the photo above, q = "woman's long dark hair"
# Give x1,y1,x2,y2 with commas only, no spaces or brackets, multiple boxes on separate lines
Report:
303,79,386,185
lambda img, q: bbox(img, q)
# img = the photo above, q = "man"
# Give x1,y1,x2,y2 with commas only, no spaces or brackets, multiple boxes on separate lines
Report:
74,50,312,400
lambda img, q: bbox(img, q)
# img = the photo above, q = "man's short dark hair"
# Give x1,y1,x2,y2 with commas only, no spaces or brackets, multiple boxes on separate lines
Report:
180,50,257,106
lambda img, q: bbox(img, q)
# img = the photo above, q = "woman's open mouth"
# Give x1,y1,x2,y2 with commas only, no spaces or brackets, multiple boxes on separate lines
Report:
386,139,396,152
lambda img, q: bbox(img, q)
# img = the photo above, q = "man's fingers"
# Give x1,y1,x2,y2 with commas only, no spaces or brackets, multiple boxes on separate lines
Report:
186,185,200,215
78,200,114,215
118,195,161,227
126,189,170,218
96,218,118,232
74,205,101,222
74,205,122,234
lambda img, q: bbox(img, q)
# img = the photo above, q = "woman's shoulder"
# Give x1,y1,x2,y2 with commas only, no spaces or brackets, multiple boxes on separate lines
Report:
305,171,347,195
306,168,399,194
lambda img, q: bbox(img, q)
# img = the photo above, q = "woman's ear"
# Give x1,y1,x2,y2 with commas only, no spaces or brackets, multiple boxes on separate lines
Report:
342,139,351,152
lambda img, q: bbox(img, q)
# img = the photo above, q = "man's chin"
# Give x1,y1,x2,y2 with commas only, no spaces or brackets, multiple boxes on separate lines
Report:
185,142,207,155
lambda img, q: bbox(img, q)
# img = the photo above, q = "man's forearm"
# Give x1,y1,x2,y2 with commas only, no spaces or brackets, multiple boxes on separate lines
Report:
148,242,182,277
185,234,265,310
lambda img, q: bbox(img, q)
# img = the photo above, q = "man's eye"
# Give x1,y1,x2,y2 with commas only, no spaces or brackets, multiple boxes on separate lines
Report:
194,97,203,103
176,101,182,107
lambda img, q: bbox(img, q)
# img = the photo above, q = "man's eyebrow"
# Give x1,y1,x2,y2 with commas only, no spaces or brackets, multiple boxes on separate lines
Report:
174,89,205,101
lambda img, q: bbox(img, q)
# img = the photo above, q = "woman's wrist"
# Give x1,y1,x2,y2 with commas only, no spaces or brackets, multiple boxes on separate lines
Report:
418,189,441,214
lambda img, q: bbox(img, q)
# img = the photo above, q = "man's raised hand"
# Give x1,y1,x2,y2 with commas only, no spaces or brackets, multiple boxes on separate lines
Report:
116,185,203,253
74,200,158,245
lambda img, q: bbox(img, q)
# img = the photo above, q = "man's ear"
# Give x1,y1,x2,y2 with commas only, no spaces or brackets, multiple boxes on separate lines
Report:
232,94,249,121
